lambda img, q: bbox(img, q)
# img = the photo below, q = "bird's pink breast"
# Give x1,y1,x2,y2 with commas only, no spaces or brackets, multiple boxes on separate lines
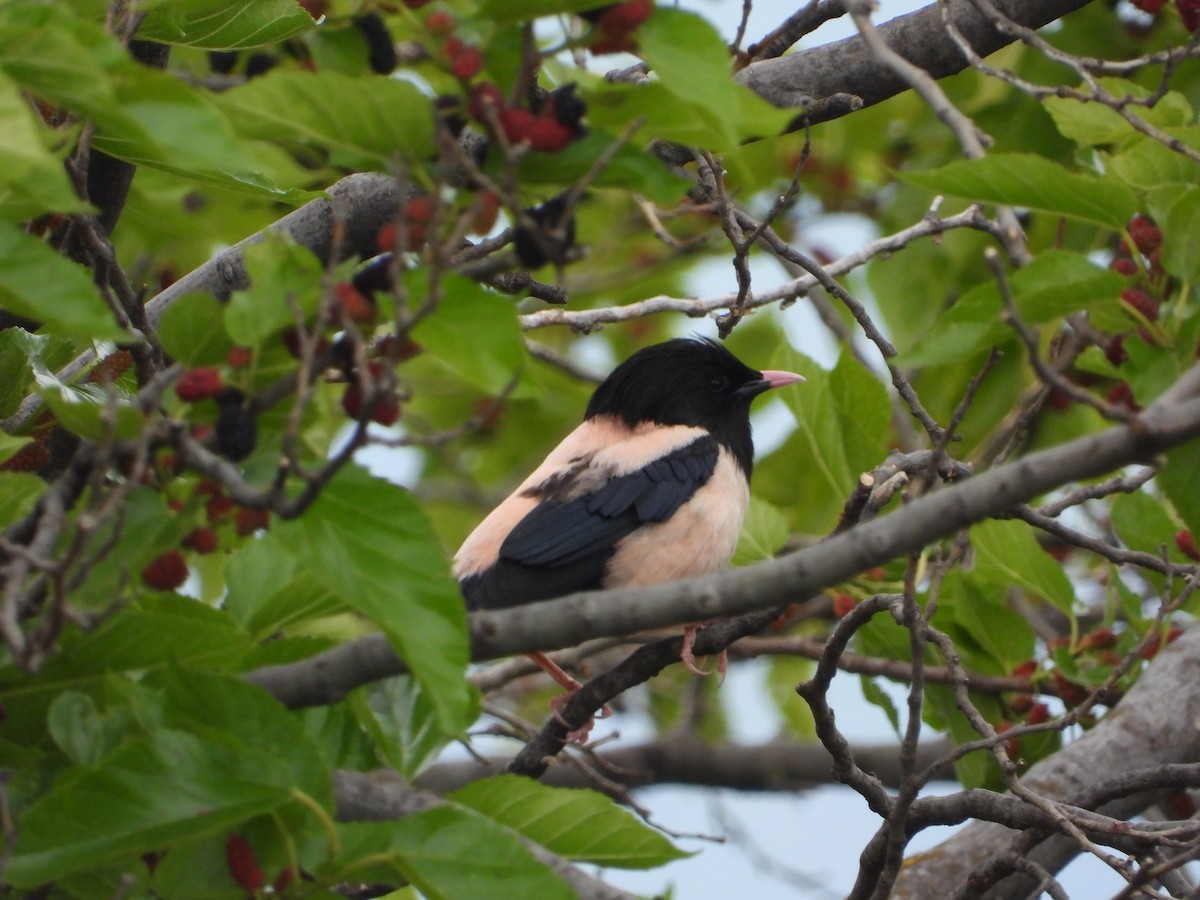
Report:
602,447,749,587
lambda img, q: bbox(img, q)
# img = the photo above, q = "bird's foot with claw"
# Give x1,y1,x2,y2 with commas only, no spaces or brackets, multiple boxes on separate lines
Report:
680,624,728,684
550,691,612,745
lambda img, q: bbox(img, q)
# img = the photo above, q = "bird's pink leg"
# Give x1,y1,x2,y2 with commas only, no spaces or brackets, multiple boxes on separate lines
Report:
527,651,611,744
680,625,727,685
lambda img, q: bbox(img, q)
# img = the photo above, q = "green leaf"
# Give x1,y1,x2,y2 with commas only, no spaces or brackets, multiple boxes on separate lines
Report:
157,291,235,365
860,677,901,735
767,655,816,739
217,71,435,169
771,348,849,504
162,668,331,806
302,703,378,772
731,495,789,566
46,689,138,770
1044,95,1136,146
0,472,43,527
1154,185,1200,281
1106,131,1200,190
0,222,126,341
137,0,316,49
35,379,145,442
1161,440,1200,540
356,676,450,780
1011,250,1127,323
0,327,39,416
47,693,107,767
30,332,146,440
767,344,889,530
926,683,1005,790
900,250,1125,367
1112,489,1181,562
450,774,688,868
0,596,254,747
223,535,345,638
330,810,578,898
7,730,296,886
147,832,270,900
971,519,1075,614
1110,566,1150,629
414,274,526,393
90,65,311,200
0,69,89,220
277,465,476,733
830,347,891,480
392,805,576,900
637,9,794,149
588,81,736,150
0,434,31,465
61,487,187,608
1045,81,1192,147
1121,326,1185,408
939,570,1036,673
0,9,118,124
224,235,324,347
902,153,1139,229
245,581,344,641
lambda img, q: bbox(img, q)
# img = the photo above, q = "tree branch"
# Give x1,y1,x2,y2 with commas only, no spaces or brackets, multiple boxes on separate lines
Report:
893,627,1200,899
3,173,404,435
413,737,956,795
245,368,1200,709
736,0,1095,123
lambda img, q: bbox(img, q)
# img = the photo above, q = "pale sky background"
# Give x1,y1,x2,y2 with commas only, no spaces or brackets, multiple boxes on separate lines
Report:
399,2,1126,896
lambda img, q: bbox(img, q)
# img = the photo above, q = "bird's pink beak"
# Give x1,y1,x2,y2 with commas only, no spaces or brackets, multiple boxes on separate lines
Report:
760,369,805,389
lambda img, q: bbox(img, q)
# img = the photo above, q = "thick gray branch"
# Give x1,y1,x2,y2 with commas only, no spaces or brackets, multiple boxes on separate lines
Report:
892,627,1200,898
146,174,403,323
415,738,955,796
736,0,1095,120
244,373,1200,707
3,174,404,434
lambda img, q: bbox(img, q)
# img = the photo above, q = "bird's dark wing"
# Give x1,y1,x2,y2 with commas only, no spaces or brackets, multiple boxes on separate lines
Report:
461,434,718,610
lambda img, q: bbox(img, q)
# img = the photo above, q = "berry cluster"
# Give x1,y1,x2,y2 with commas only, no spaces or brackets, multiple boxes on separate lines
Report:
468,82,587,154
328,250,427,427
223,834,294,893
1000,616,1183,759
175,367,224,403
1177,529,1200,561
1098,213,1169,412
1132,0,1200,28
513,193,577,269
341,360,401,426
995,621,1155,763
419,10,485,80
0,435,51,474
1051,214,1171,415
581,0,655,54
88,349,134,384
140,549,189,592
138,477,273,592
1183,0,1200,29
175,369,259,462
377,194,435,252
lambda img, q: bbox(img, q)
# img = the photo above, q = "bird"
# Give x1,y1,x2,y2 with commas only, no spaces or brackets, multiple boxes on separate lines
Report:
454,337,804,740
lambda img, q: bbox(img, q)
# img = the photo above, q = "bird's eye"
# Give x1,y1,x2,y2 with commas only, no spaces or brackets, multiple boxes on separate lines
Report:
708,375,730,393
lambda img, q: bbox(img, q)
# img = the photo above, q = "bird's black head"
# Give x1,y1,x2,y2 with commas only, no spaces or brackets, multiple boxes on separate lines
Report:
584,338,801,476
